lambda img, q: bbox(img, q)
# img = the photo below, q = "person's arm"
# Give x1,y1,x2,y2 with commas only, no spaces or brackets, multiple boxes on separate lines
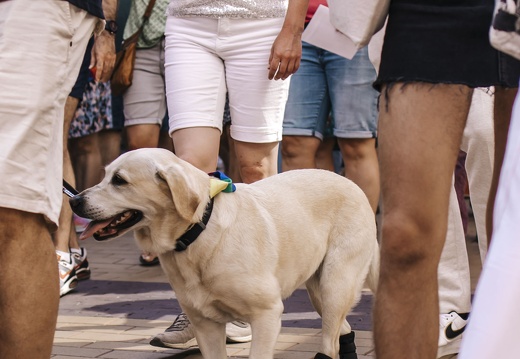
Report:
268,0,309,81
91,0,119,82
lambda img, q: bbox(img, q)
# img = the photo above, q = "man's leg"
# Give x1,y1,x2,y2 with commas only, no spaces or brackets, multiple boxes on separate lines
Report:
486,87,517,244
54,96,80,253
0,209,59,359
337,138,379,212
54,96,81,296
374,83,472,359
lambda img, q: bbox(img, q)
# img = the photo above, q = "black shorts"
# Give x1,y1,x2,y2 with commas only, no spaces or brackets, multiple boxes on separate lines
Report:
374,0,520,90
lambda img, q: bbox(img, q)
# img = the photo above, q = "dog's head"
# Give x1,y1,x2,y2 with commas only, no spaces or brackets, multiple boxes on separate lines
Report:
70,148,211,251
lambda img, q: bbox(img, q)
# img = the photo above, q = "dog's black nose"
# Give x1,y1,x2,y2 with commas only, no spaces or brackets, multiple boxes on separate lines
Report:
69,195,84,212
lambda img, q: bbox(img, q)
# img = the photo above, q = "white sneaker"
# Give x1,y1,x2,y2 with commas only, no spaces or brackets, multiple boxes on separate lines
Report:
438,311,469,358
149,313,252,349
57,253,78,297
72,247,91,281
225,320,252,343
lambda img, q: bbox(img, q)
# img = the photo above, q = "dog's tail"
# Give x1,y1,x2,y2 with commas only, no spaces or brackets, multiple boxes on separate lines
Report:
366,242,380,294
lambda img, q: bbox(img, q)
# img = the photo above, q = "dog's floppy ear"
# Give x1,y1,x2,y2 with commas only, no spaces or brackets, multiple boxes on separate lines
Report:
155,163,209,222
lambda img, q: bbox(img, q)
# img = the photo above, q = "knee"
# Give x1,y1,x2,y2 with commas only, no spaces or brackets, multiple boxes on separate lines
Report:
339,138,377,162
281,136,311,159
239,164,269,184
380,212,445,272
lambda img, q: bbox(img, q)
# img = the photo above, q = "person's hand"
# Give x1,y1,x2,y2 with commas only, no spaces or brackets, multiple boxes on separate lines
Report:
268,25,302,81
90,31,116,82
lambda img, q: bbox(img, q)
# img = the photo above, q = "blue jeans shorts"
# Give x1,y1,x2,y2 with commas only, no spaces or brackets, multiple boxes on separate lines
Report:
283,43,379,140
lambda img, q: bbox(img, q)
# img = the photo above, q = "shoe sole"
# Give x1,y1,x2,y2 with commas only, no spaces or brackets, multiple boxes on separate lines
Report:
60,277,78,297
149,337,198,349
226,335,252,343
76,268,91,281
438,337,462,357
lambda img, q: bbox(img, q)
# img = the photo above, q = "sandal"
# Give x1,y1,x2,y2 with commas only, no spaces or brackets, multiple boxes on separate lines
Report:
139,252,160,266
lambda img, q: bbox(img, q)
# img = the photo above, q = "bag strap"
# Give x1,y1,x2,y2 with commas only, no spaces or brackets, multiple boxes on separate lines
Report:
120,0,157,49
140,0,157,29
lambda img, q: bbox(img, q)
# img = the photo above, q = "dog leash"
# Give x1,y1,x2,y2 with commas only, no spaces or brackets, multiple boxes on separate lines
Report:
62,179,79,198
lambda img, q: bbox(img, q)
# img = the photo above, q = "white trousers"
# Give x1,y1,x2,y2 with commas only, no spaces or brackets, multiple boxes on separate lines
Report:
459,88,520,359
438,88,494,314
0,0,97,226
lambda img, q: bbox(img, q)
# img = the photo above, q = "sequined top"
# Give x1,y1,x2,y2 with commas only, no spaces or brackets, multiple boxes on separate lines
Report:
167,0,288,19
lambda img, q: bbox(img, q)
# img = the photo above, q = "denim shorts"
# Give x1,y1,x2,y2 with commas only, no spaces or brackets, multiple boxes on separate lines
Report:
283,44,379,140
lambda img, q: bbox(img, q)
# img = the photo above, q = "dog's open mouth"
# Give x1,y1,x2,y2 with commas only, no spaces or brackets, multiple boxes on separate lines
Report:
79,210,143,241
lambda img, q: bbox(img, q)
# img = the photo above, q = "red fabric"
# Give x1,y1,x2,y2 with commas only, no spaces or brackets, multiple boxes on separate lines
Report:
306,0,328,23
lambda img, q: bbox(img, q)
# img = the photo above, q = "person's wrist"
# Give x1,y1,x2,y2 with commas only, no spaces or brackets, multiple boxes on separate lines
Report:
104,20,118,35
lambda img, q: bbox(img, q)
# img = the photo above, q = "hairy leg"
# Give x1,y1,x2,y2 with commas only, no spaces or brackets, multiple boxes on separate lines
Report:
374,83,472,359
337,138,380,212
0,209,59,359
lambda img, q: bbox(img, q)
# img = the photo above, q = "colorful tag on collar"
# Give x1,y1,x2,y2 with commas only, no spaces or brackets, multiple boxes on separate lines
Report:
208,171,236,198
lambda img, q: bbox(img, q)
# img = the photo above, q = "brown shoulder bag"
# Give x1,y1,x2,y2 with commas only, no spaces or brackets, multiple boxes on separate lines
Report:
111,0,157,96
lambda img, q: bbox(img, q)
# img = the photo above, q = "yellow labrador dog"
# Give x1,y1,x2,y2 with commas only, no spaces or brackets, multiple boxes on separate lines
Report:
70,148,379,359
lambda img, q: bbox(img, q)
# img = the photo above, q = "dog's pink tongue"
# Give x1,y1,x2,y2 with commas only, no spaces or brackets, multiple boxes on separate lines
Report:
79,219,112,240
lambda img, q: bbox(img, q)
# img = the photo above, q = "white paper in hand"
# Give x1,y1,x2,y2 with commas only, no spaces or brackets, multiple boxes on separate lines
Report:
301,5,358,60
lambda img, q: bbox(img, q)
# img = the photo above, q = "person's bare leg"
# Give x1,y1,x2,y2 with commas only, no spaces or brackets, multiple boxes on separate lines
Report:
281,135,321,171
69,133,102,191
158,130,174,152
53,96,79,253
0,209,59,359
234,140,279,183
486,87,517,244
374,83,472,359
315,136,336,172
338,138,380,212
98,129,122,165
224,124,242,182
126,124,160,151
171,127,222,173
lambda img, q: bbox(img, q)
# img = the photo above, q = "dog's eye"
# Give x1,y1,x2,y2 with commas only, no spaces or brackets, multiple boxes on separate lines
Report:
111,174,128,186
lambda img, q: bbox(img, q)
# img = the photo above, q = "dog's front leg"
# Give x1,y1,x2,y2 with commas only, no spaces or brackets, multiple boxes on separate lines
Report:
189,315,227,359
249,306,284,359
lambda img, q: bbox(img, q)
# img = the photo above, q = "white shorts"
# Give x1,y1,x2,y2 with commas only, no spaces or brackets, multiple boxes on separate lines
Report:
123,40,167,127
164,16,290,143
0,0,97,226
